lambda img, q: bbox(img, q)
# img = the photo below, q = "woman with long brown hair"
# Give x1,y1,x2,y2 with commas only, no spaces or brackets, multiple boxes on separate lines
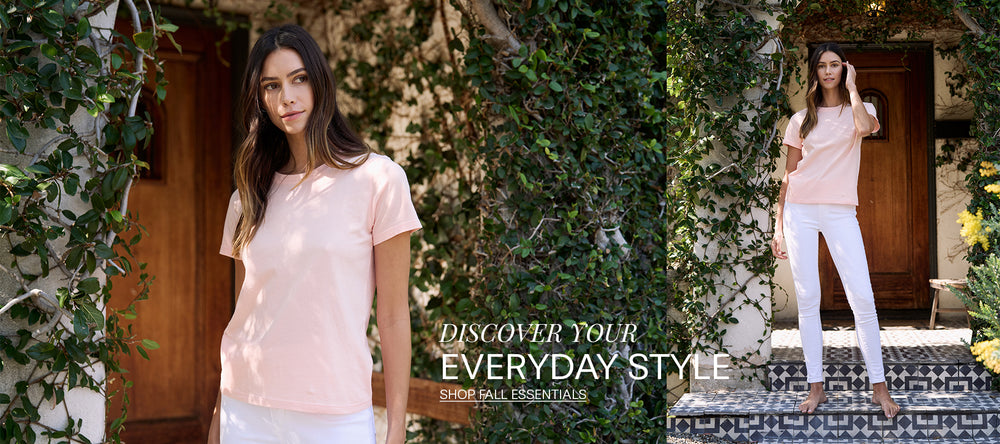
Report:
208,24,418,443
771,42,899,418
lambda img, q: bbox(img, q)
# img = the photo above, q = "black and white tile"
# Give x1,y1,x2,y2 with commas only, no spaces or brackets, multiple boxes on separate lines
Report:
666,326,996,443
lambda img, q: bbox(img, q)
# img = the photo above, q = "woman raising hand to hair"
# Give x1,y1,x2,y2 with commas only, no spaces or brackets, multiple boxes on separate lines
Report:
772,42,899,419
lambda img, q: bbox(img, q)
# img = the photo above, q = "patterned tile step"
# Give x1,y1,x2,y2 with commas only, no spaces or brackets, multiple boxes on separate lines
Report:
771,329,975,364
668,390,1000,417
664,411,1000,442
769,362,993,392
755,437,983,443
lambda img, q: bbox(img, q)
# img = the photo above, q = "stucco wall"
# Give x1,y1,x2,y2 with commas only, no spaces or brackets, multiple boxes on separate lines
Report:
773,30,974,320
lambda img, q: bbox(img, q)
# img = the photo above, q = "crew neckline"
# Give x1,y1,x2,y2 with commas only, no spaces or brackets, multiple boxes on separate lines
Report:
274,162,330,179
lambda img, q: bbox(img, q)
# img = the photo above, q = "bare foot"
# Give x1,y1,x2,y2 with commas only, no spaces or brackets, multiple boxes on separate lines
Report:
799,382,827,414
872,382,900,418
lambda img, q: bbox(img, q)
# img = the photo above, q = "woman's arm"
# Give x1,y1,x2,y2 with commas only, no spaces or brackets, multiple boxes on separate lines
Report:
375,232,413,444
772,146,803,260
208,260,244,444
844,62,876,136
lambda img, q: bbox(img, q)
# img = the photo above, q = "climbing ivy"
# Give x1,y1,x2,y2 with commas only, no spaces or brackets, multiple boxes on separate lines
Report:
461,0,784,441
0,1,169,442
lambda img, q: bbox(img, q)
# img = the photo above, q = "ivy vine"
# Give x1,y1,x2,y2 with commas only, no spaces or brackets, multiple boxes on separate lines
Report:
0,1,170,442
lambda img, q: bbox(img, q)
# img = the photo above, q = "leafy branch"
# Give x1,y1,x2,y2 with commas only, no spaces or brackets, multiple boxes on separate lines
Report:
0,0,172,441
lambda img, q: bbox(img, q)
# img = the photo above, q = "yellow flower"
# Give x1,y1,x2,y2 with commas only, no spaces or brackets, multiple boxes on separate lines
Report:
972,339,1000,373
982,161,998,177
986,183,1000,194
958,209,990,251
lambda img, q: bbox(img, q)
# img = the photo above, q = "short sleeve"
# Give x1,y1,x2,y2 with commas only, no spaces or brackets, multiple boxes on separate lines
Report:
783,112,804,149
219,190,241,259
863,101,880,135
371,161,422,245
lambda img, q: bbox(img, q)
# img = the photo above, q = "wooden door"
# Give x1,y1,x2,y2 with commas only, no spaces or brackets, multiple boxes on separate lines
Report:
819,49,930,310
108,19,234,443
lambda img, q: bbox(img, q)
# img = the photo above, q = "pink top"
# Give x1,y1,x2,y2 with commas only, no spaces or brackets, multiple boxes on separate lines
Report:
219,153,421,414
783,102,879,206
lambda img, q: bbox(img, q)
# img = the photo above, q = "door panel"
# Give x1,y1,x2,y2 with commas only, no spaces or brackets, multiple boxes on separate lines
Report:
819,50,930,310
108,20,234,443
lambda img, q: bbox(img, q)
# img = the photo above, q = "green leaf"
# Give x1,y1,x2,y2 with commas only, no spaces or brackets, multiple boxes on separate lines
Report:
77,277,101,294
141,339,160,350
4,41,33,54
42,9,66,29
25,343,57,361
95,243,114,259
5,120,29,153
65,246,83,270
160,23,179,32
73,310,91,338
77,18,91,39
133,32,154,50
40,43,58,59
76,45,101,69
549,80,564,92
76,300,105,330
65,175,79,195
0,204,11,225
24,164,51,175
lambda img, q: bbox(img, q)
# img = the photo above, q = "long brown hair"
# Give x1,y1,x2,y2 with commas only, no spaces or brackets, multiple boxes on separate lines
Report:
232,24,370,256
800,42,850,140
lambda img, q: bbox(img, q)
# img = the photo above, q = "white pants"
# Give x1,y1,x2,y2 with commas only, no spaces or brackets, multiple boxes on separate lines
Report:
220,395,376,444
783,203,885,385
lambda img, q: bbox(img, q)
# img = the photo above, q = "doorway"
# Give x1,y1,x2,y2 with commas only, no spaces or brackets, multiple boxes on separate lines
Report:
108,10,243,442
818,46,933,311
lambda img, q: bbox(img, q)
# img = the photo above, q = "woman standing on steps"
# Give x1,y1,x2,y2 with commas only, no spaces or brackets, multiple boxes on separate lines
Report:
207,24,420,443
771,42,900,419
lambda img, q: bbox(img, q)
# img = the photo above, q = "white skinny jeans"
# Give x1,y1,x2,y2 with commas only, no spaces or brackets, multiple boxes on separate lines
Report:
783,203,885,385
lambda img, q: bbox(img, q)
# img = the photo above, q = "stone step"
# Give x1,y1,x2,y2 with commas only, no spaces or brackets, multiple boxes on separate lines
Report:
768,362,993,392
665,390,1000,442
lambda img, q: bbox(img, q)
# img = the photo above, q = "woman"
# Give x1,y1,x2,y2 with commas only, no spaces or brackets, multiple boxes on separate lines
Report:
208,24,419,443
771,42,900,419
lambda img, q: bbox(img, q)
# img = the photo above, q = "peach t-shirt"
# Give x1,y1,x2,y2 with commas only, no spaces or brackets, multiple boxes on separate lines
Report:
783,102,879,206
218,153,421,414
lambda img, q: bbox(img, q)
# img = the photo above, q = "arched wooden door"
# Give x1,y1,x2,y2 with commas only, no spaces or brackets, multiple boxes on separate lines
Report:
819,47,931,310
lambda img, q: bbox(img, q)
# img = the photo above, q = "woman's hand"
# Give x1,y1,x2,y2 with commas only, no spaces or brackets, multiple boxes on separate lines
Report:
771,231,787,260
844,61,858,92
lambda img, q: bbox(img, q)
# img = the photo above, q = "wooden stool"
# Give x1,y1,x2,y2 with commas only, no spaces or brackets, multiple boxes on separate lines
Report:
929,278,968,329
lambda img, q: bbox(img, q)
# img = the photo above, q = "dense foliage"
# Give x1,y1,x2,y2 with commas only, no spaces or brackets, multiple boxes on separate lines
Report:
460,0,784,441
0,1,169,441
953,0,1000,365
